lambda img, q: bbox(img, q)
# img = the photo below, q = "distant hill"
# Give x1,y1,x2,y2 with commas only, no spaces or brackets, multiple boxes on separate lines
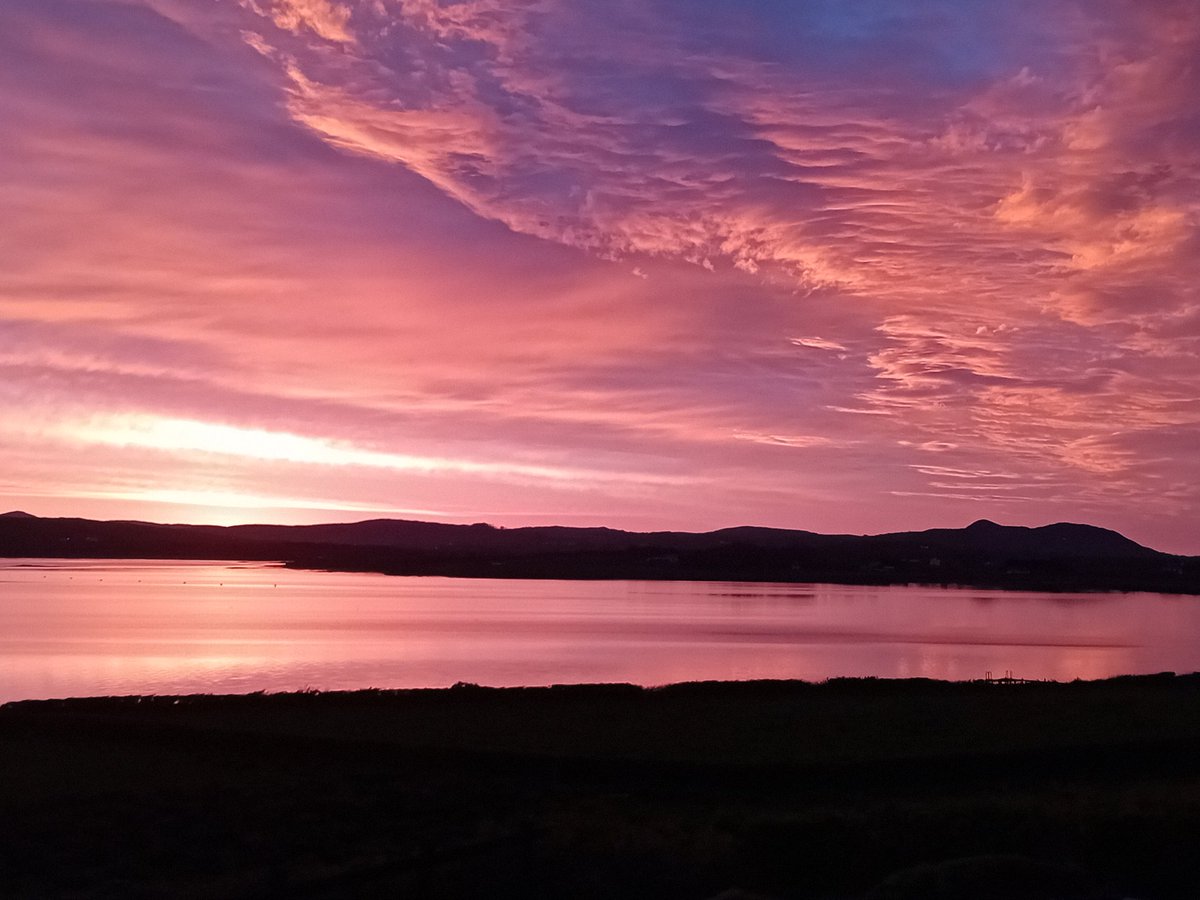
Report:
0,512,1195,594
863,518,1157,561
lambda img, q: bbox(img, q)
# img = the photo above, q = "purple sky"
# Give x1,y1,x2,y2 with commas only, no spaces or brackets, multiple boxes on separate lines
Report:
2,0,1198,552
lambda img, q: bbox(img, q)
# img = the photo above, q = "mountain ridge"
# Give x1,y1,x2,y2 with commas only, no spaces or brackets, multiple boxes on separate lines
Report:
0,510,1164,554
1,511,1194,594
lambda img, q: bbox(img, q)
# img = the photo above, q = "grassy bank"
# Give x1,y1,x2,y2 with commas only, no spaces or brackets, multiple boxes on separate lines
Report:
3,675,1200,898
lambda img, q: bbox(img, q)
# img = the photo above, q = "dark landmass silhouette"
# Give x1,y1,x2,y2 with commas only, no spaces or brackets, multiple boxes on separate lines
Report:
2,511,1197,593
3,674,1200,898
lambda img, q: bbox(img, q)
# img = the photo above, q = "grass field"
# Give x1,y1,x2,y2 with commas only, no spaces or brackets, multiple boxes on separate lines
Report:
3,674,1200,898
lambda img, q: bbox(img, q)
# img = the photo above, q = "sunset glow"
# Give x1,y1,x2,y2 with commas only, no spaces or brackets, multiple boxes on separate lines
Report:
2,0,1198,549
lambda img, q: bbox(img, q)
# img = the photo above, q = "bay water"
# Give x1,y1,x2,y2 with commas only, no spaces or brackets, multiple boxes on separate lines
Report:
3,558,1199,702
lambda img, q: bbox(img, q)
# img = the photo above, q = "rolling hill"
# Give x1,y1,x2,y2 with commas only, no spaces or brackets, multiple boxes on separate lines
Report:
1,512,1195,593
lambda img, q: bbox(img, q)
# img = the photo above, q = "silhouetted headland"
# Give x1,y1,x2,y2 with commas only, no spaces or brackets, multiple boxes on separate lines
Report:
2,512,1198,593
4,674,1200,898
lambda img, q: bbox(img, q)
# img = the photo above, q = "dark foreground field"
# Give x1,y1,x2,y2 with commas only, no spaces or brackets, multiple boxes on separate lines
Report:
4,675,1200,899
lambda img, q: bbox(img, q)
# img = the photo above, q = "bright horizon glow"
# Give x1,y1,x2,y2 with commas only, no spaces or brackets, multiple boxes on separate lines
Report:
59,415,697,487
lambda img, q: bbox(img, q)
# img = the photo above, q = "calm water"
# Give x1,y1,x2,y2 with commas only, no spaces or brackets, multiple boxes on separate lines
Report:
2,558,1199,702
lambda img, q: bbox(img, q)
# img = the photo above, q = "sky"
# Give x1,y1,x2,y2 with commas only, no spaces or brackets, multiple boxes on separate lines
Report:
1,0,1198,553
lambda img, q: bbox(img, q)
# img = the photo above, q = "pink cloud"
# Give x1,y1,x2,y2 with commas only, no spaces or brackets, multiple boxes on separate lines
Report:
1,0,1198,552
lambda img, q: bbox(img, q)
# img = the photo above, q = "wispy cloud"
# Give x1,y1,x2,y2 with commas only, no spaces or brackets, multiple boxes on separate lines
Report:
254,0,355,43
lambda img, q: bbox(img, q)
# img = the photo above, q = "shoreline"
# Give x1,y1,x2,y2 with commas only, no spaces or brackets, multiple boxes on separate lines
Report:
5,670,1197,720
7,553,1200,596
287,560,1200,596
4,669,1196,708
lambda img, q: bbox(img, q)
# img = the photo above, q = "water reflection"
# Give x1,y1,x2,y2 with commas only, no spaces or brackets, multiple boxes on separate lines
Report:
1,559,1197,702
